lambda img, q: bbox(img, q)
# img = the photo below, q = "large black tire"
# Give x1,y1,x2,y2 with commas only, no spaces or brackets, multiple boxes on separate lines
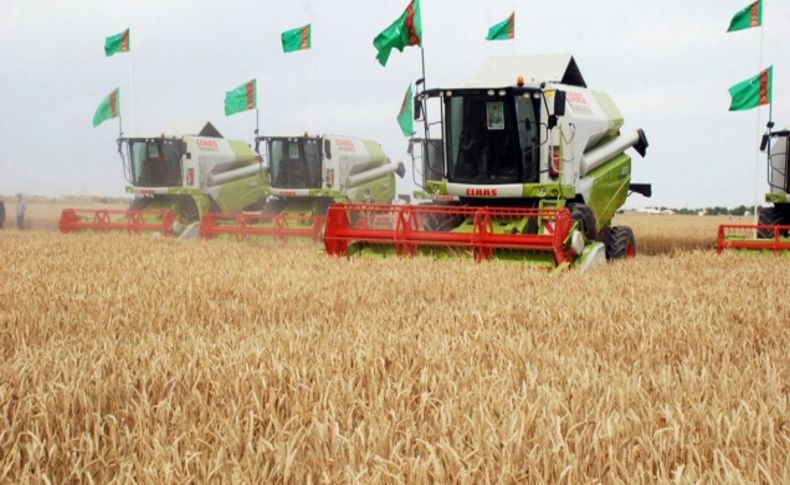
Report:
605,226,636,260
128,197,150,210
567,203,597,242
757,206,788,239
179,198,199,223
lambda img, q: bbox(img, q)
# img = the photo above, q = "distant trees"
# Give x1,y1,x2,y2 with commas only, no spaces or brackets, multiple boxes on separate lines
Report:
634,205,761,216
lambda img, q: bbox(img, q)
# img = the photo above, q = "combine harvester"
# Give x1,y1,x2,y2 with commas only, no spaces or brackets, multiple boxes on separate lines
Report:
718,124,790,254
199,134,405,241
323,55,652,270
59,122,269,238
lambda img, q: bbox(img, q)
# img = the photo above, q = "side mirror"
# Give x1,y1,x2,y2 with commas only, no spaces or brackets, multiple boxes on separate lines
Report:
553,90,566,117
414,97,422,120
760,134,770,152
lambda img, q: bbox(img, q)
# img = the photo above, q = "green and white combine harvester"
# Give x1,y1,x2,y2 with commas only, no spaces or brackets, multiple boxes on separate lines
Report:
718,123,790,254
59,122,270,237
322,55,652,270
199,134,405,241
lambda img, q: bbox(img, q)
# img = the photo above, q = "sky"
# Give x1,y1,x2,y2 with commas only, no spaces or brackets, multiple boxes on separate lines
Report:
1,0,789,208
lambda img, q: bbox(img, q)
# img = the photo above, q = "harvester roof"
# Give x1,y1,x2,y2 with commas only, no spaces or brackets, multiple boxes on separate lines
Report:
463,54,587,89
159,121,224,138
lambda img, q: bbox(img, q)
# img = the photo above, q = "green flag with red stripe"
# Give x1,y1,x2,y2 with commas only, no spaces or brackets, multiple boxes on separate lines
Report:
224,79,257,116
397,84,413,137
104,29,130,57
373,0,422,67
486,13,514,41
92,88,120,127
282,24,311,52
728,1,762,32
729,66,772,111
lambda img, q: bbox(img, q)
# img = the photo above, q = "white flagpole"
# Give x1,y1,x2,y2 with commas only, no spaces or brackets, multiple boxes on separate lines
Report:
511,6,516,56
128,40,135,133
753,10,765,226
310,28,315,133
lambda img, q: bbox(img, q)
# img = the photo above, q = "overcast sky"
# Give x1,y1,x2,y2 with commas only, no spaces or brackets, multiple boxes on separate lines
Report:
1,0,789,208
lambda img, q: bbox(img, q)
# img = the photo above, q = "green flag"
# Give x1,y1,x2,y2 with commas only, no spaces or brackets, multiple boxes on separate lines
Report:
728,1,762,32
282,24,311,53
92,88,120,127
373,0,422,67
397,84,413,137
104,29,130,57
224,79,257,116
486,13,514,41
729,66,772,111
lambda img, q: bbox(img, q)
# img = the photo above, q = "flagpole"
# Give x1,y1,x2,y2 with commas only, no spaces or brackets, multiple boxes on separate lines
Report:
128,48,135,133
753,10,765,225
255,108,260,138
310,49,315,133
511,5,516,56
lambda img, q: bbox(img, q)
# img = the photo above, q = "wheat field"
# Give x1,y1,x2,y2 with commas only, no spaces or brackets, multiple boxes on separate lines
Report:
1,225,789,483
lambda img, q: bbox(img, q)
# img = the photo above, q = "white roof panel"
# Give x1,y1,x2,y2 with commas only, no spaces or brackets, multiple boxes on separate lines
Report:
464,54,586,89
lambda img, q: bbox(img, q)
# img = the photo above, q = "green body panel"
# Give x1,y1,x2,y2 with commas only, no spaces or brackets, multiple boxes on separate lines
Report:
592,91,624,134
348,244,558,268
349,173,396,204
425,180,447,195
766,192,788,204
226,140,258,168
584,153,631,232
307,189,344,199
360,139,388,163
124,169,269,221
213,172,270,213
524,184,576,199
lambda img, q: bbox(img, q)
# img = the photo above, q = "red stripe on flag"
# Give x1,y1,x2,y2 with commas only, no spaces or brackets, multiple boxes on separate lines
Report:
508,14,514,39
399,92,409,116
404,1,420,46
750,2,759,28
121,30,128,52
300,26,309,50
759,69,769,106
245,81,254,110
109,90,118,117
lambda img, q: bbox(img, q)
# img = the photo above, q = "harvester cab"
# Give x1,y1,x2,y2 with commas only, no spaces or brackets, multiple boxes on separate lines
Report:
59,121,270,237
718,125,790,253
199,134,405,241
323,55,653,270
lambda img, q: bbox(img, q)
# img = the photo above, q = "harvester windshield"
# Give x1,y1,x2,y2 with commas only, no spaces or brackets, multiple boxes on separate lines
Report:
269,137,322,189
444,90,541,184
127,138,184,187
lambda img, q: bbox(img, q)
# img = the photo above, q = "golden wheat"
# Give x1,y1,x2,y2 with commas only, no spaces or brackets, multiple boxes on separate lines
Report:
615,214,738,255
1,230,788,483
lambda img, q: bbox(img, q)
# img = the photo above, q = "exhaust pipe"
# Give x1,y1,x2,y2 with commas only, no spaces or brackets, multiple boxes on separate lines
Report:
346,162,406,188
580,129,648,177
208,163,263,186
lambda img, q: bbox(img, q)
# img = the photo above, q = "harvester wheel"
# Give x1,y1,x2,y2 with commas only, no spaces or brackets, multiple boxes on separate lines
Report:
757,206,788,239
180,199,199,222
605,226,636,260
128,197,150,210
568,204,597,241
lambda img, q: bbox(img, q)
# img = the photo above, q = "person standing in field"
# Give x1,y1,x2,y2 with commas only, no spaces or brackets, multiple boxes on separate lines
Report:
16,195,26,230
0,199,5,229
